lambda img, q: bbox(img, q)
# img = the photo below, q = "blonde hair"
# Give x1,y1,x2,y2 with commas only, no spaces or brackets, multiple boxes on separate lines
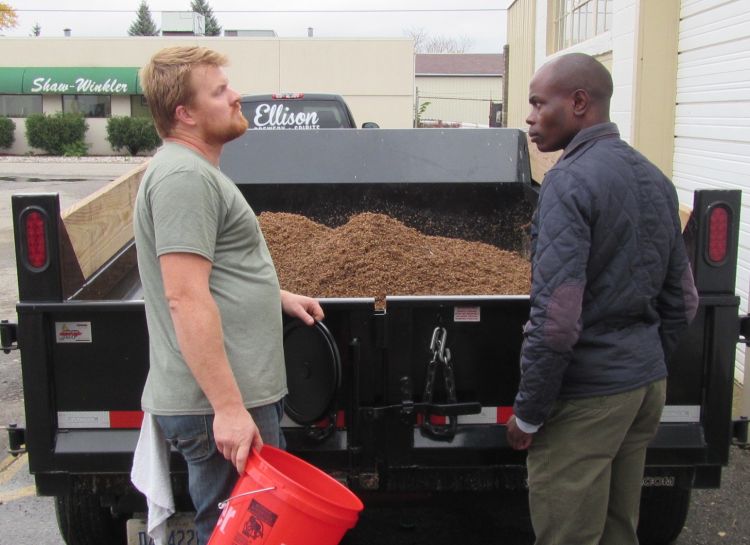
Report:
140,46,229,137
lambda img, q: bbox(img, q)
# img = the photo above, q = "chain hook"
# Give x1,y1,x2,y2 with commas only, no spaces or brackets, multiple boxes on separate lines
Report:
429,327,449,364
422,326,458,441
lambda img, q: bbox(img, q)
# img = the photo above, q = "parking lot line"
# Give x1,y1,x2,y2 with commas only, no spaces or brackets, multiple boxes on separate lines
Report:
0,453,28,486
0,484,36,504
0,454,18,472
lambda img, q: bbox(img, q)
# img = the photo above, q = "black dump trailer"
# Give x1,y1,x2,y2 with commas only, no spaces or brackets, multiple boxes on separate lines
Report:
2,128,742,545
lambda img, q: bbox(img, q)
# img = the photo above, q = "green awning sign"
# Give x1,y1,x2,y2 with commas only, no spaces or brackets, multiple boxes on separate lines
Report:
0,67,142,95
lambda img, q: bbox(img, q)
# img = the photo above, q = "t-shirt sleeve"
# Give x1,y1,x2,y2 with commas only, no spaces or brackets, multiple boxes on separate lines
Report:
148,169,222,262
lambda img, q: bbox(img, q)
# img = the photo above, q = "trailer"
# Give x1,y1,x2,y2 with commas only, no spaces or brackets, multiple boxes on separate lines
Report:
1,128,743,545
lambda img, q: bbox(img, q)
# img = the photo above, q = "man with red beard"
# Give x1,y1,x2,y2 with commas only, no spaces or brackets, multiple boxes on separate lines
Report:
134,46,323,544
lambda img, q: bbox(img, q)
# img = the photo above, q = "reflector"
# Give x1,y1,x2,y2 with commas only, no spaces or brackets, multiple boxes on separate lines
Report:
24,210,47,268
707,205,729,264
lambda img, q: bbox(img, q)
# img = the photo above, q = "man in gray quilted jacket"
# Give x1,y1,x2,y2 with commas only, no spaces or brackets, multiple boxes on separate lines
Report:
506,53,699,545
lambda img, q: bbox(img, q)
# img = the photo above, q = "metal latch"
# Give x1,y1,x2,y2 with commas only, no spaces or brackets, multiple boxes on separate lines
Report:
358,400,481,421
0,320,18,354
358,374,480,423
421,327,460,440
357,328,482,437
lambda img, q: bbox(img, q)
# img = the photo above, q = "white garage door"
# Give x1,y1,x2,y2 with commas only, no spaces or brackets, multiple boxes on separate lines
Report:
673,0,750,383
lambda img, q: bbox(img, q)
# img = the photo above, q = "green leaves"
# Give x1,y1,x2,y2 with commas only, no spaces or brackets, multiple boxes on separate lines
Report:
25,112,88,155
106,116,161,156
0,116,15,149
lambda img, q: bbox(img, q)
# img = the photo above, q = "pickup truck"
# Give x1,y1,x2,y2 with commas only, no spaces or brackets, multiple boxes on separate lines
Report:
241,93,379,130
1,128,743,545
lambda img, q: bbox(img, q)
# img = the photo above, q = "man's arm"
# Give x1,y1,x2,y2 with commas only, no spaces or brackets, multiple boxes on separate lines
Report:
160,252,261,474
511,172,591,438
656,194,699,359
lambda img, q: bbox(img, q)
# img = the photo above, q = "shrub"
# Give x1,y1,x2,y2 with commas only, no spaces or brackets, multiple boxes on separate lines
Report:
62,140,89,157
25,112,88,155
106,116,161,156
0,116,15,149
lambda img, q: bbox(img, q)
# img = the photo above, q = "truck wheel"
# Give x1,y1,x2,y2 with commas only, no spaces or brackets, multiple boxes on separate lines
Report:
636,484,692,545
55,489,127,545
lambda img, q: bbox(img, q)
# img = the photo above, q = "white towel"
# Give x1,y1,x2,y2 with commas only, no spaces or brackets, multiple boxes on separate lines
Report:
131,412,175,545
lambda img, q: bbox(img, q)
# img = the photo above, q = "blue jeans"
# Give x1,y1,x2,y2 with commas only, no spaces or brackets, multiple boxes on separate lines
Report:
155,401,286,545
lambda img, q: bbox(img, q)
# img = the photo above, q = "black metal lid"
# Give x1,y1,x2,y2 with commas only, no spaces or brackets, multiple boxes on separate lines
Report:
282,319,341,425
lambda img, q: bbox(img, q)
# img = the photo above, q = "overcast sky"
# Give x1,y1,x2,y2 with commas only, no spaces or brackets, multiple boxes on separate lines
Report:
2,1,511,53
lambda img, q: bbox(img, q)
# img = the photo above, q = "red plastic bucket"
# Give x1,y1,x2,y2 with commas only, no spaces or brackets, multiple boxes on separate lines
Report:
207,445,364,545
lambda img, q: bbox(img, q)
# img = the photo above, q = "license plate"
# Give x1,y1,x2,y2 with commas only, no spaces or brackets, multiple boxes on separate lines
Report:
126,514,197,545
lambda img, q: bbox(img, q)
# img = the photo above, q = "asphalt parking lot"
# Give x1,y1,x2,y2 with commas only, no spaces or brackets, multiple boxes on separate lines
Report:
0,157,748,545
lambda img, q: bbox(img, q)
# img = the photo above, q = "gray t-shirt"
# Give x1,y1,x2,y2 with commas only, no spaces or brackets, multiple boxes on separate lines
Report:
134,142,286,415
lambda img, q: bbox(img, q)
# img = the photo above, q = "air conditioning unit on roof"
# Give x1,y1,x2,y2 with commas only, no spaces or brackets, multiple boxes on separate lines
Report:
161,11,205,36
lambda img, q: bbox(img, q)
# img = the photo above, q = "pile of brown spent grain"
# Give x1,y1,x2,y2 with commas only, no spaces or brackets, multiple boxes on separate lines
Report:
258,211,530,309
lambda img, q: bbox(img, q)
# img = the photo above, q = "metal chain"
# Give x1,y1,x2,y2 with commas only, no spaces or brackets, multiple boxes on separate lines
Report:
421,326,458,440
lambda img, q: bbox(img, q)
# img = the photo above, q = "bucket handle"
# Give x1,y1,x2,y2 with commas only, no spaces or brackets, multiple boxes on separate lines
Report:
217,486,276,510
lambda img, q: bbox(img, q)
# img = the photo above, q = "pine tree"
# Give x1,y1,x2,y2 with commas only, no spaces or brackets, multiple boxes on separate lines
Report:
191,0,221,36
128,0,159,36
30,22,41,37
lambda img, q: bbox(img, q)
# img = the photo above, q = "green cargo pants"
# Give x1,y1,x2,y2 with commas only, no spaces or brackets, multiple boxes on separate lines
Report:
526,379,666,545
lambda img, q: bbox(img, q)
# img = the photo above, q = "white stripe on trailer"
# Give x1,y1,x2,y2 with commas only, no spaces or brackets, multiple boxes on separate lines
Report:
280,405,700,428
57,411,110,428
456,406,501,424
660,405,700,423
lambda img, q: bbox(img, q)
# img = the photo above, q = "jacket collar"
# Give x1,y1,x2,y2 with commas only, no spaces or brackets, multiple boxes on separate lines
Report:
560,122,620,161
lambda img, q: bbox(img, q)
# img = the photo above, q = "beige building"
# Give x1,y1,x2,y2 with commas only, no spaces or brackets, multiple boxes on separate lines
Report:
415,54,504,127
506,0,750,388
0,36,415,155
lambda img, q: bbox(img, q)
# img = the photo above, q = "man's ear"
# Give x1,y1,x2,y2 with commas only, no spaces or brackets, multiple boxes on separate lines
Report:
174,104,196,127
571,89,590,117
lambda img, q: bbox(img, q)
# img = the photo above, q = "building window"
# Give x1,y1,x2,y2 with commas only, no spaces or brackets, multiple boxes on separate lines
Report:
62,95,111,118
549,0,612,53
130,95,152,118
0,95,43,117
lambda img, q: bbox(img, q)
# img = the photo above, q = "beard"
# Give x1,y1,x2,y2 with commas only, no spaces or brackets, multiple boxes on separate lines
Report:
204,108,249,145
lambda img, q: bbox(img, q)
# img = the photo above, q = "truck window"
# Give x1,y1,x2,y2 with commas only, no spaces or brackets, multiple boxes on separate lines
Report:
242,99,351,130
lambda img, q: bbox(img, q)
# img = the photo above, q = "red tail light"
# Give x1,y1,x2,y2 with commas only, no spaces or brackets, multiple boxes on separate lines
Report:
272,93,304,100
24,209,48,269
707,204,729,264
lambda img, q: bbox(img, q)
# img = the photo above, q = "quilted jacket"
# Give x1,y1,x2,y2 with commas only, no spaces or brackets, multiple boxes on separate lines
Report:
514,122,699,427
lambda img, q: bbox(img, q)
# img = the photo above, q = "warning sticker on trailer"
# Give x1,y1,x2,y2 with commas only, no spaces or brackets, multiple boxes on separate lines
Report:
55,322,92,343
454,306,481,322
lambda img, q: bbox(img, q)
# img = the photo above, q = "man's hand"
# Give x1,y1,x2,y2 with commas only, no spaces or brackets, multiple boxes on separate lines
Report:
213,406,263,474
506,415,534,450
280,290,324,325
